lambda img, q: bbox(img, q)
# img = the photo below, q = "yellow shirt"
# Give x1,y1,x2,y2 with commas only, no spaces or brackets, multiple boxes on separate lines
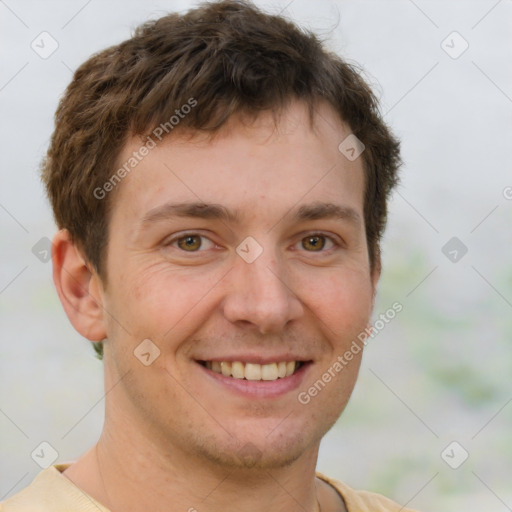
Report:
0,464,419,511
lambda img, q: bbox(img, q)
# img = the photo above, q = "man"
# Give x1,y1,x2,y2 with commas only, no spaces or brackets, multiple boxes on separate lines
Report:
1,1,415,510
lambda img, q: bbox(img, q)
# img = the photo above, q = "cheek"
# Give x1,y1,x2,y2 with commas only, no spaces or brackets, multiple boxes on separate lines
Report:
297,268,374,338
109,264,226,341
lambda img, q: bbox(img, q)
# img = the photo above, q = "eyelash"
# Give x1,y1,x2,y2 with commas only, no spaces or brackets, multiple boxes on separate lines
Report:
297,233,338,252
166,233,217,252
164,232,340,253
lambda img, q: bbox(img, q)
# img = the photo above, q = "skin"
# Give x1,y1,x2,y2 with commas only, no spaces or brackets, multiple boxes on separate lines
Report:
53,100,380,512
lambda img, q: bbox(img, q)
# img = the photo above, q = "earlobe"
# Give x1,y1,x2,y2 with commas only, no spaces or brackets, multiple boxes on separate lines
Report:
52,229,107,342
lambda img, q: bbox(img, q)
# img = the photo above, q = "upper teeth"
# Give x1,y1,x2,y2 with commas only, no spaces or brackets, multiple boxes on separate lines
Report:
204,361,299,381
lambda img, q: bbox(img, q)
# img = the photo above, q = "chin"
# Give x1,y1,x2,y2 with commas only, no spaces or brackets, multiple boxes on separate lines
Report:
197,438,307,470
188,416,332,471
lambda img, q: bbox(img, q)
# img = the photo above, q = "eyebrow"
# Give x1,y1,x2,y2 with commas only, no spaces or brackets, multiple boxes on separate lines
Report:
140,201,361,227
294,202,361,225
141,202,241,225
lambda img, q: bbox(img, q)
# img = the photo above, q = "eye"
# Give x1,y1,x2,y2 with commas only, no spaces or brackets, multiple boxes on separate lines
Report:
299,234,336,252
169,234,215,252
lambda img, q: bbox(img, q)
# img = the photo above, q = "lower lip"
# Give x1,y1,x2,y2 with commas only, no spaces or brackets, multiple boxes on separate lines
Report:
196,362,312,399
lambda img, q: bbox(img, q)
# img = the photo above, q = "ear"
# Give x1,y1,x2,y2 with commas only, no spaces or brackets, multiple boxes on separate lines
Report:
52,229,107,342
371,251,382,297
368,250,382,322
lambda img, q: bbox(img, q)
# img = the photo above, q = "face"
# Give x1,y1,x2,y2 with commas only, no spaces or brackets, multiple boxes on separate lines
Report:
97,101,378,470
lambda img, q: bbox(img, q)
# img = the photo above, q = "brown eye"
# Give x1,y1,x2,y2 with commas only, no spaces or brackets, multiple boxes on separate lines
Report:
302,235,326,251
177,235,202,251
167,233,216,254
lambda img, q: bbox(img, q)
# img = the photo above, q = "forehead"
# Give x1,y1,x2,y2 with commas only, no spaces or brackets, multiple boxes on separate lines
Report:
110,100,365,225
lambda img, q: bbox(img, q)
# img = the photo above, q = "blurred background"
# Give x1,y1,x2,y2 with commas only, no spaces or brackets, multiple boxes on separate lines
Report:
1,1,511,510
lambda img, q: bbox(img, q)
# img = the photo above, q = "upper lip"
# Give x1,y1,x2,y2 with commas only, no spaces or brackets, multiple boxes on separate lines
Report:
196,355,311,365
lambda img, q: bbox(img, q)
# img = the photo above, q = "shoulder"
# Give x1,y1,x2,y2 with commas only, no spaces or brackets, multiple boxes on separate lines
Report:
0,465,109,512
316,471,420,512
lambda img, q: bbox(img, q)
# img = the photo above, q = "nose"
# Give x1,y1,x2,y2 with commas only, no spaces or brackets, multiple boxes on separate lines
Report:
221,247,304,335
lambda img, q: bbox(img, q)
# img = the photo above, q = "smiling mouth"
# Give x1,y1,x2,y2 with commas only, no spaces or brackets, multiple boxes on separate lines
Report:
197,360,307,381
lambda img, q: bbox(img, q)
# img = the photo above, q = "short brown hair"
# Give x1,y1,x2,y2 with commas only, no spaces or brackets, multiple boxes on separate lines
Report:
42,0,400,356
